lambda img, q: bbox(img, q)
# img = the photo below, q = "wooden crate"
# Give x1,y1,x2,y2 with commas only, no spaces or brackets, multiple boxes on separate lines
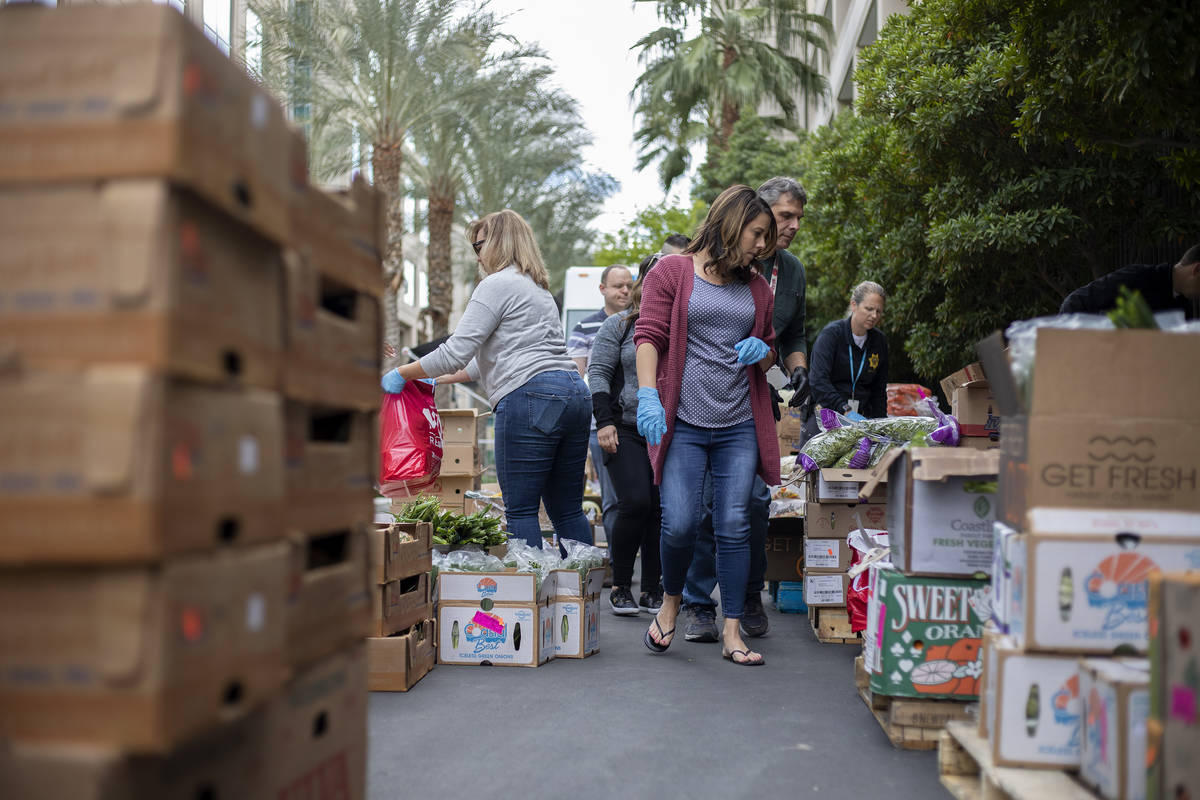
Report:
939,720,1099,800
808,606,859,644
856,657,974,751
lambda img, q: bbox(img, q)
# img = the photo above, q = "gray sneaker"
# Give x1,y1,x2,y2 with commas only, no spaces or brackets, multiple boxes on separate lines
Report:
740,592,770,638
683,605,719,642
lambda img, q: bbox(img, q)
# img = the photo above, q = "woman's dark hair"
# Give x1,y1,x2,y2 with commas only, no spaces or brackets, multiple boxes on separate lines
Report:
624,253,661,333
684,185,777,284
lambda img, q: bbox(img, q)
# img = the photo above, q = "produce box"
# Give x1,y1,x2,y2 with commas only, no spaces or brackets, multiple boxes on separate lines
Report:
0,181,283,389
373,573,429,638
367,619,436,692
940,361,989,401
952,384,1001,438
1007,508,1200,653
551,567,605,600
552,597,599,659
876,447,999,577
440,444,480,476
805,501,887,536
1147,572,1200,800
0,369,285,563
0,543,289,751
283,252,382,411
439,408,490,445
804,536,852,571
978,328,1200,525
288,170,385,298
0,3,291,244
1079,658,1150,800
764,517,805,582
866,567,988,700
427,474,479,511
802,570,849,607
369,521,432,584
284,402,376,529
986,634,1083,768
437,571,554,606
437,602,553,667
804,468,887,504
989,521,1025,634
286,525,372,669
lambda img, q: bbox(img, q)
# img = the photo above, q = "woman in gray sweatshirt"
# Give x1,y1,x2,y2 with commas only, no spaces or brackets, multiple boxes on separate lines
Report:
382,210,592,546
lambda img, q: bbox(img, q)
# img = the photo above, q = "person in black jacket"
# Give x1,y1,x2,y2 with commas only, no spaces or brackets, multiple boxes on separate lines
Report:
1059,244,1200,321
809,281,889,421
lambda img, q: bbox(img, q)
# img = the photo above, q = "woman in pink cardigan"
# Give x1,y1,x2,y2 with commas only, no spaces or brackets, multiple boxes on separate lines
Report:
633,185,781,666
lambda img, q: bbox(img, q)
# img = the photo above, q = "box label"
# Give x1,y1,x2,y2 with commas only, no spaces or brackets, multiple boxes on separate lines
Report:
906,478,996,575
804,573,845,605
804,538,843,570
438,604,545,666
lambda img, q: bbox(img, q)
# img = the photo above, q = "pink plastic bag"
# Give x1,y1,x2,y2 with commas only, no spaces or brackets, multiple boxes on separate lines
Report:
378,380,443,497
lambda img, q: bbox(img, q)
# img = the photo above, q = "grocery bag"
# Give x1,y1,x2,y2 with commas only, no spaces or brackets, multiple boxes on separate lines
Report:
379,380,443,497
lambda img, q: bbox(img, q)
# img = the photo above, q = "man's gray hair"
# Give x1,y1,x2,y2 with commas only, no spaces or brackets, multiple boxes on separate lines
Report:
757,176,808,207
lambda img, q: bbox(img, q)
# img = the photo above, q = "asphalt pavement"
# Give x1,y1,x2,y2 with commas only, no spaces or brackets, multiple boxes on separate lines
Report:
367,582,946,799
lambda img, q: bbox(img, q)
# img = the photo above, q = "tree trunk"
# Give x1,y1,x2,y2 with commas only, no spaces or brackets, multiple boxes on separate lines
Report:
372,141,404,360
426,178,455,341
718,46,740,150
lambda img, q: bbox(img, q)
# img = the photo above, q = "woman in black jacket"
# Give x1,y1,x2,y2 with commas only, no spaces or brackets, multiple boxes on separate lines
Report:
809,281,888,420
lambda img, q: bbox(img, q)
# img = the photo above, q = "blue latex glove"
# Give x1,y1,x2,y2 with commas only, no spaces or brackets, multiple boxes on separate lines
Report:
635,387,667,446
381,368,406,394
846,411,867,423
734,336,770,365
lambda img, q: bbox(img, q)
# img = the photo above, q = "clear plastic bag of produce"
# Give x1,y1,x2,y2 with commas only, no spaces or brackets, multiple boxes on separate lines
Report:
798,412,948,472
503,539,561,589
561,538,608,583
1005,314,1115,403
431,548,507,586
769,498,805,518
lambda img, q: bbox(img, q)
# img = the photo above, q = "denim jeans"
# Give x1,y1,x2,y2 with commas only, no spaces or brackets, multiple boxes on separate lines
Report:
494,370,592,547
588,431,618,539
683,476,770,610
659,419,758,620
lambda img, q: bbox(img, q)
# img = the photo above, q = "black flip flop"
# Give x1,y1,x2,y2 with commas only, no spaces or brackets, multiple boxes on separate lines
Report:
723,648,765,666
644,616,675,653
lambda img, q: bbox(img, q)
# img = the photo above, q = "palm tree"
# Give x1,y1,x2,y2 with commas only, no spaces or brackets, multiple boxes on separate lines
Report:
251,0,492,347
632,0,831,190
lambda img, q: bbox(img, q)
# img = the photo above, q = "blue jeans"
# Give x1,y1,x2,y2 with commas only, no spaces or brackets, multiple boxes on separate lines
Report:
683,476,770,610
659,419,758,620
588,431,618,539
494,370,592,547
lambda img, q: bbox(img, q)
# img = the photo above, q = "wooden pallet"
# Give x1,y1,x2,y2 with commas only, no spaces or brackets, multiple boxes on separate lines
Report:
808,606,860,644
938,720,1098,800
855,657,973,751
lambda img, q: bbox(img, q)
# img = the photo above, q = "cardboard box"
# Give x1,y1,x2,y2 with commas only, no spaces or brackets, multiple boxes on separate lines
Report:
289,173,385,298
552,597,600,659
0,368,285,564
959,434,1000,451
0,4,290,244
979,328,1200,525
802,570,850,607
881,447,999,577
804,468,887,504
940,361,989,401
866,568,988,700
764,518,804,582
367,619,436,692
1080,658,1150,800
1009,510,1200,653
952,384,1001,436
374,573,430,638
986,636,1082,768
261,643,367,800
978,622,1003,737
285,402,375,529
989,521,1025,635
440,444,480,476
437,570,554,606
438,408,490,445
804,536,853,571
427,474,479,508
1148,572,1200,800
550,567,605,600
805,502,887,536
0,181,283,389
283,252,381,411
369,521,432,584
437,602,553,667
0,543,288,751
287,525,372,669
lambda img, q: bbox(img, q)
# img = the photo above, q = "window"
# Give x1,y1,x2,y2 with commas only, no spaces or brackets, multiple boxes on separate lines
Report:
244,8,263,75
203,0,232,55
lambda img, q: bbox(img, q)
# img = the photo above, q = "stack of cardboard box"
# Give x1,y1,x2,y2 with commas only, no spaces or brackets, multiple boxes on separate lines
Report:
427,408,488,513
977,326,1200,797
860,447,999,703
1147,572,1199,800
0,5,379,796
940,362,1000,451
366,521,437,691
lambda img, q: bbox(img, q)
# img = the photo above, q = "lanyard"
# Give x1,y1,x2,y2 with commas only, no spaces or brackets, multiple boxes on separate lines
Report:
764,255,779,294
848,344,867,395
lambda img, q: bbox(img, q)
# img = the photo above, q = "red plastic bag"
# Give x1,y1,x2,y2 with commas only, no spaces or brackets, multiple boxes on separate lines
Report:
379,380,443,497
847,569,870,632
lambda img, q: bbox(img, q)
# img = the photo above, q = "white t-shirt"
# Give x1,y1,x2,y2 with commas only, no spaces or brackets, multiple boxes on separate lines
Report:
852,332,867,348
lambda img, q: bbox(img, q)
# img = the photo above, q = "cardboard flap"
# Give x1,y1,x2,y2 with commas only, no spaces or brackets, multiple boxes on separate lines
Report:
860,447,905,499
976,331,1021,417
102,182,164,306
909,447,1000,481
95,571,151,683
84,368,149,493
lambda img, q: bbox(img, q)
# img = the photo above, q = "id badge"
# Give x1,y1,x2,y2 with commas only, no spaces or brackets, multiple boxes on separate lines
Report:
847,399,860,414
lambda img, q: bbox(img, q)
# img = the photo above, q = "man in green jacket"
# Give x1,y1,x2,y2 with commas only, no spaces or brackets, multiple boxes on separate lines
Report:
682,176,809,642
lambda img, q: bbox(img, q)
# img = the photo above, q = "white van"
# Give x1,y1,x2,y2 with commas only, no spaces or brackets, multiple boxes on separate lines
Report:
560,266,605,344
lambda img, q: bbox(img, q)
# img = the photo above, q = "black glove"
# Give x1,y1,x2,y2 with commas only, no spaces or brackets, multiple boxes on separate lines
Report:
786,366,811,408
769,385,783,422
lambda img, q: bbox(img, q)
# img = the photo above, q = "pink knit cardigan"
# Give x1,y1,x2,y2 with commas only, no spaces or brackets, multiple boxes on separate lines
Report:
633,254,781,486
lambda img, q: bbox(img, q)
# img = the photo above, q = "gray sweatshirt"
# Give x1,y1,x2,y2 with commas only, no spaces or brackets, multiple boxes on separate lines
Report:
587,309,639,427
419,265,576,407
